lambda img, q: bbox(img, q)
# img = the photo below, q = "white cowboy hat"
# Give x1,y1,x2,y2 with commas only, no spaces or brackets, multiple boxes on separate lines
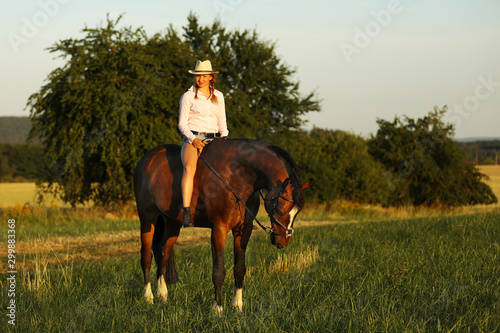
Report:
188,60,219,75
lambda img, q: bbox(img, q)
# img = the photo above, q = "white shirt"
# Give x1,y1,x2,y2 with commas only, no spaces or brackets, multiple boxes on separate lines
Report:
178,86,229,144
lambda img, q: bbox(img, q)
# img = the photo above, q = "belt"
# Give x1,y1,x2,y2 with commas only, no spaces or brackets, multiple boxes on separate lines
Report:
191,131,220,139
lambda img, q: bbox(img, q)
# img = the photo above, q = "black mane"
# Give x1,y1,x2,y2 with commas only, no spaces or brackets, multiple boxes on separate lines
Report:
225,138,305,208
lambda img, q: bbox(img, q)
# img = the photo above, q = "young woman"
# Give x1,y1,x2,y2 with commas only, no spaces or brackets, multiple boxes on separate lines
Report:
178,60,229,227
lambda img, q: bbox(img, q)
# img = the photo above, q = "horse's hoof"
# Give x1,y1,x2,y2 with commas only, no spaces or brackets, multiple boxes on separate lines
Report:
234,304,243,313
157,291,168,302
143,293,154,304
233,288,243,313
212,301,223,316
157,276,168,302
144,283,154,304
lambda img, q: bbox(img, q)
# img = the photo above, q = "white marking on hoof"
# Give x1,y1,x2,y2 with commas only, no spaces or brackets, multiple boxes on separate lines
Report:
212,301,224,316
232,287,243,313
143,282,154,304
157,276,168,302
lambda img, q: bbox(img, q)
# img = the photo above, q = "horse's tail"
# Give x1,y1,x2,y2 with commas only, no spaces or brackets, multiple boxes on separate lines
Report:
165,248,178,284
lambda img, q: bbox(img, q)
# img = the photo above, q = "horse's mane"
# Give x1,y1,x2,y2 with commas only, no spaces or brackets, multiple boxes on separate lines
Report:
227,138,305,208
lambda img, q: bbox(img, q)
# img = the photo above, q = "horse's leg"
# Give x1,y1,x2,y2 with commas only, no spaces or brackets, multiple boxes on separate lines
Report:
211,225,229,315
232,194,258,312
156,217,181,302
232,223,252,312
140,214,158,304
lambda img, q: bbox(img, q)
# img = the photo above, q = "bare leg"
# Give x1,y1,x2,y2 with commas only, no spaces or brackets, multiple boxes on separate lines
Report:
181,143,202,227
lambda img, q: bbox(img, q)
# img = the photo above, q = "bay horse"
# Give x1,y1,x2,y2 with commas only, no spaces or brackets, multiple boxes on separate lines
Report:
133,138,312,313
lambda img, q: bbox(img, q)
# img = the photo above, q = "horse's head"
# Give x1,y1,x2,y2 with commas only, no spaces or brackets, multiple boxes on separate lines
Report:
265,178,313,249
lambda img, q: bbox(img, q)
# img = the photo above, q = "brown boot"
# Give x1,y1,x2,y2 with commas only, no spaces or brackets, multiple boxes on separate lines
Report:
182,207,193,227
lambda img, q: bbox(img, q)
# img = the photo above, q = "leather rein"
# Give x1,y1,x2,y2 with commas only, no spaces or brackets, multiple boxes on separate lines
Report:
199,155,295,236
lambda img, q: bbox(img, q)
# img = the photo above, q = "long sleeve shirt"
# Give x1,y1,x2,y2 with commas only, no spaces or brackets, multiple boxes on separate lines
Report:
178,86,229,144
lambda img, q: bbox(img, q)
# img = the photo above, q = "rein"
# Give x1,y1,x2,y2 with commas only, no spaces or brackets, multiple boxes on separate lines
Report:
199,154,294,236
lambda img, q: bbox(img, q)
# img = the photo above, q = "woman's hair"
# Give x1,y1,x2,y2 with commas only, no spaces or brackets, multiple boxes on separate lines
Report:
194,75,219,104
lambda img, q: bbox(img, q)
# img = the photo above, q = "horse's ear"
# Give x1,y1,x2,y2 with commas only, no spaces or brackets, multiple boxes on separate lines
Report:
301,178,313,191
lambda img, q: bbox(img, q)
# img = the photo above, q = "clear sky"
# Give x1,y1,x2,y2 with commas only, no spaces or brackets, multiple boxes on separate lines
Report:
1,0,499,139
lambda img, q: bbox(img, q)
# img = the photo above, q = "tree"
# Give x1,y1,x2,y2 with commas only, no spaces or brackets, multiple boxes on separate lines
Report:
368,107,497,206
28,14,320,206
277,128,391,204
182,14,320,139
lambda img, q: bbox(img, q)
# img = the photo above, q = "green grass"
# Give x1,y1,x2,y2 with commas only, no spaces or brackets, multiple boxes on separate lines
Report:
2,213,499,332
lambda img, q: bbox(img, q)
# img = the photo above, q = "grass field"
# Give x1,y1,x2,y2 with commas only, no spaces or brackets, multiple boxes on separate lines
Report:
1,211,499,332
478,165,500,201
1,167,499,331
0,183,77,208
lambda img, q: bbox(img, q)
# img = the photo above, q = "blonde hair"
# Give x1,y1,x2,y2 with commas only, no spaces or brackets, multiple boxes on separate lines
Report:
194,75,219,104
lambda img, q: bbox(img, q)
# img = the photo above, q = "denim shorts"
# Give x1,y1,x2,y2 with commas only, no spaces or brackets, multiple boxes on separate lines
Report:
182,134,215,145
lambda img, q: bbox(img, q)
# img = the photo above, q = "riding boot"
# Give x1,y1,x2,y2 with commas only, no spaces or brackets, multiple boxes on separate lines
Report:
182,207,194,227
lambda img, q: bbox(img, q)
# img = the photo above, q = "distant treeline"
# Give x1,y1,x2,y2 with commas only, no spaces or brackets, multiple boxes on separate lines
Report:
457,140,500,165
0,117,44,182
0,143,45,182
0,116,498,184
0,116,31,144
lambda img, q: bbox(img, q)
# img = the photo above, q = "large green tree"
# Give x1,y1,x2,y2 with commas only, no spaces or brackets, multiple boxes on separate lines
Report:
28,15,320,206
368,107,497,206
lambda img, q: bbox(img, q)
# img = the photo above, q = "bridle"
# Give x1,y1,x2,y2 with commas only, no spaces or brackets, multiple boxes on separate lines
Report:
260,188,295,236
199,155,295,237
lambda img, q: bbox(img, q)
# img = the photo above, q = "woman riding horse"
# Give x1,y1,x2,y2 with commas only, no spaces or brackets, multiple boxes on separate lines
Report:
134,60,313,313
178,60,229,227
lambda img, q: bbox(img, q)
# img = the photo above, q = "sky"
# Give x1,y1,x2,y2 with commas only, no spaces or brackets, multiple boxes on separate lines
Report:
1,0,499,139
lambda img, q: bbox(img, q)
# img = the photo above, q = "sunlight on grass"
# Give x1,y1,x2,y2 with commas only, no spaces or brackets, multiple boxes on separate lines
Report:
268,246,319,274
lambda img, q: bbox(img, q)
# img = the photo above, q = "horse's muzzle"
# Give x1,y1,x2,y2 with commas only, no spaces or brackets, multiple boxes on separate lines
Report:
270,234,286,249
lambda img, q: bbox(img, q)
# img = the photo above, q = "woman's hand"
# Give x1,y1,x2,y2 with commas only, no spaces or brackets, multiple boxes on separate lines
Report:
192,138,206,149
